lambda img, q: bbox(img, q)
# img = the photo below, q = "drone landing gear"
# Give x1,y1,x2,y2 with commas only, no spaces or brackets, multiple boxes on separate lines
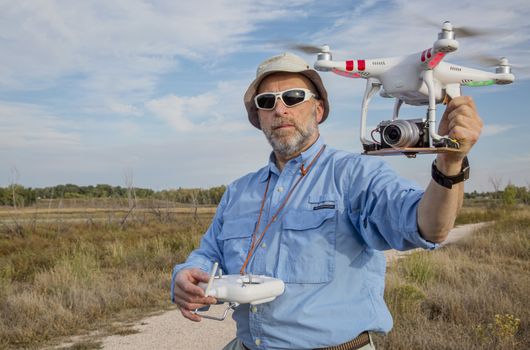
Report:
193,302,239,321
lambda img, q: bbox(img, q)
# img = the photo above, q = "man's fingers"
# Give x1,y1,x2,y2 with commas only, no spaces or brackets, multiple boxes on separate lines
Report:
180,308,202,322
445,96,476,114
176,279,206,296
175,268,211,296
175,298,212,312
439,96,482,137
173,268,218,322
188,268,211,282
173,287,217,306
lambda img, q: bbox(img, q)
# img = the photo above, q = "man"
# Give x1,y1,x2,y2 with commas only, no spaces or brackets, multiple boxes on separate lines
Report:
171,52,482,350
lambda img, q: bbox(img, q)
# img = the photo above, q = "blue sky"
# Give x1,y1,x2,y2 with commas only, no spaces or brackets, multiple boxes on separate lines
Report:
1,0,529,192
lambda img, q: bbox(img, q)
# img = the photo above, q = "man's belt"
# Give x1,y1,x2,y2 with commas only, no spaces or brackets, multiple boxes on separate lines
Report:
242,331,371,350
316,331,371,350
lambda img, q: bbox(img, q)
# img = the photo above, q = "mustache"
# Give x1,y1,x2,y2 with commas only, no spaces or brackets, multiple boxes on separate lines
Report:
271,119,297,129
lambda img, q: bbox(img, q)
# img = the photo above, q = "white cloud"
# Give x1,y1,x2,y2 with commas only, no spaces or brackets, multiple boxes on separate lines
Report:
145,79,250,132
0,1,310,95
0,102,80,149
107,100,143,117
146,94,218,132
482,123,514,136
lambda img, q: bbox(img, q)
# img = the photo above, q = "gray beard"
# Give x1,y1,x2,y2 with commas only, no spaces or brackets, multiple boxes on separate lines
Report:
262,108,319,159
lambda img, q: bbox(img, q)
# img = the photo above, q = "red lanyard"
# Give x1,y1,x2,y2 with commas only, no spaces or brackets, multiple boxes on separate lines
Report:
239,145,326,275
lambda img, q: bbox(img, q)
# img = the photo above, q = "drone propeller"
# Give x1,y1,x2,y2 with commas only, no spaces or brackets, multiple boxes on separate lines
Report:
414,16,495,38
288,43,329,54
470,54,506,67
450,26,494,38
467,54,528,71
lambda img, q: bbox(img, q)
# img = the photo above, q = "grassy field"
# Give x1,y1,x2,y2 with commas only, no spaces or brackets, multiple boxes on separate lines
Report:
0,204,528,349
0,209,212,349
374,207,530,349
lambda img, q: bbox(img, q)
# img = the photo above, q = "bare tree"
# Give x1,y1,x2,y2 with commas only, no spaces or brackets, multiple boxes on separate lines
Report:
3,166,24,237
190,189,200,222
123,168,137,209
9,166,20,210
489,175,503,206
121,168,137,228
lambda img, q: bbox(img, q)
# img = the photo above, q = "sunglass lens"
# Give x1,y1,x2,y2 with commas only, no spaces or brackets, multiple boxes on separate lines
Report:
282,90,306,106
256,94,276,109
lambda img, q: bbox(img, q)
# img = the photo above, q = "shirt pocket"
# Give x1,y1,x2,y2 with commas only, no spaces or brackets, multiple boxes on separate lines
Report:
278,208,337,284
217,216,256,274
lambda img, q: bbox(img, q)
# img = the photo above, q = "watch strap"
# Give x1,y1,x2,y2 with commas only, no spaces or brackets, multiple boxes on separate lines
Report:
431,156,470,189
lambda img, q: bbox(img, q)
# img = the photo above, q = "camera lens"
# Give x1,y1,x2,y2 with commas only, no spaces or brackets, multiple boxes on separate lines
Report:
385,127,401,144
382,120,420,148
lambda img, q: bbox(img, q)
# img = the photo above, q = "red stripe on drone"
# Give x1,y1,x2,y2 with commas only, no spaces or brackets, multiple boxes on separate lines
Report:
427,48,432,59
358,60,365,71
346,60,354,71
428,52,446,69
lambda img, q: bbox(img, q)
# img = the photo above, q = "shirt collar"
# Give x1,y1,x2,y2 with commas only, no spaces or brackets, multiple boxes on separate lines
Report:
259,135,325,182
297,135,325,166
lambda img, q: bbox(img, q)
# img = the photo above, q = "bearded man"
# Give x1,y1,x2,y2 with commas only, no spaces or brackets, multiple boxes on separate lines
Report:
171,52,482,350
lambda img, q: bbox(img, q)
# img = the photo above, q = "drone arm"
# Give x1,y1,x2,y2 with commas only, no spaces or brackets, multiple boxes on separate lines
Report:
436,62,515,86
314,59,349,72
360,78,381,145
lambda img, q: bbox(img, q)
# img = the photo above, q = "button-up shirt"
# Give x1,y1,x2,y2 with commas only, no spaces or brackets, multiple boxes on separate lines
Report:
172,137,436,350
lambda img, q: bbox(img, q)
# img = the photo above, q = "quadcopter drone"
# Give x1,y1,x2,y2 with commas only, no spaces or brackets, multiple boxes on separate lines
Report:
305,21,515,157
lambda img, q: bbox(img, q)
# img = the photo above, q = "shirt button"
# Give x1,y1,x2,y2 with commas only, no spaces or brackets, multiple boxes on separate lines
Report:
277,186,284,192
261,243,267,249
255,338,261,346
251,305,258,313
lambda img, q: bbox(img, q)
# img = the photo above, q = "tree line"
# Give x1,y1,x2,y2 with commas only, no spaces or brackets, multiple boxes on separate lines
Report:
0,184,226,207
464,184,530,206
2,182,529,208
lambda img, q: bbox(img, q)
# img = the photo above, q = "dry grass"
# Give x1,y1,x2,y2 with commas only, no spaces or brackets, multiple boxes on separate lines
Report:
0,211,212,349
374,208,530,349
1,204,528,349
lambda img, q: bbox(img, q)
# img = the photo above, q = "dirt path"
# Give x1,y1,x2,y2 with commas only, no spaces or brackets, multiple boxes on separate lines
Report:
88,222,488,350
100,304,236,350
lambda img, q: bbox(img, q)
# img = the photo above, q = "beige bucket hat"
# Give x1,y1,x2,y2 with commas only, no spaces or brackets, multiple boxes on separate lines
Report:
244,52,329,130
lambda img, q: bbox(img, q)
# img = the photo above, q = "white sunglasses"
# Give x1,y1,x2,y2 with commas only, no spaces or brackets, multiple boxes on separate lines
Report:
254,88,317,110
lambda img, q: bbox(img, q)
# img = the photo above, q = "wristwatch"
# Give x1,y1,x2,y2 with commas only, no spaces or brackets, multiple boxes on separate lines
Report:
431,156,470,189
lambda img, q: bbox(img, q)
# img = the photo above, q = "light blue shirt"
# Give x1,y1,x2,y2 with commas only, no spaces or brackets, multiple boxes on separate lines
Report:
172,137,437,350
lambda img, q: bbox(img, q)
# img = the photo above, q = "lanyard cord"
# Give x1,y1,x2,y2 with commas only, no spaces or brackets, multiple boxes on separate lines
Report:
239,144,326,275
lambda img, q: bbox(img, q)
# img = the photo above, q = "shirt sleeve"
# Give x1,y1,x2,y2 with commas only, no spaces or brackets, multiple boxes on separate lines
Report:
347,156,438,251
170,188,229,303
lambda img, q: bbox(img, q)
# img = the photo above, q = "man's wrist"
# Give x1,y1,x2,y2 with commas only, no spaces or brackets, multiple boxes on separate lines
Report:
432,156,470,189
434,154,466,176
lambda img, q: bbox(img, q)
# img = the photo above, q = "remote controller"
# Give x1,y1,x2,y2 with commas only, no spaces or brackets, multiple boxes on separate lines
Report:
198,273,285,305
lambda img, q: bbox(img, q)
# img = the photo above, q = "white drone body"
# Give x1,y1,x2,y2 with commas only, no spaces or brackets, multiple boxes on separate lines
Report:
193,263,285,321
311,21,515,156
